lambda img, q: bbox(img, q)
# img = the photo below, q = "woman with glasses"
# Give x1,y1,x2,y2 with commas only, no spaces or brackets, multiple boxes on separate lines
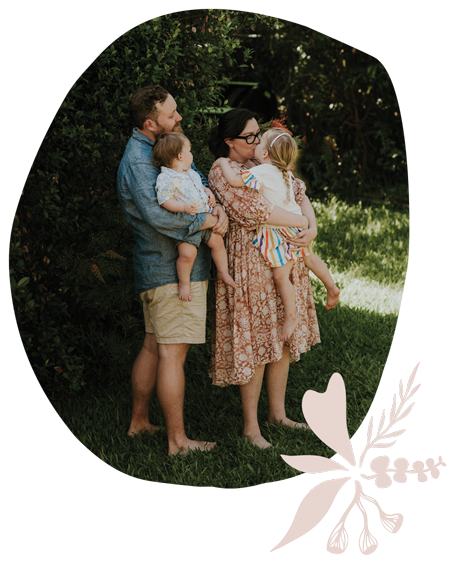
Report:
208,108,321,449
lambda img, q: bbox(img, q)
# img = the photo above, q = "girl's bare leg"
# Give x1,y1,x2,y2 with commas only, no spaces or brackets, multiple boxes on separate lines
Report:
304,254,340,310
240,365,272,449
207,233,235,288
272,261,299,342
177,242,197,301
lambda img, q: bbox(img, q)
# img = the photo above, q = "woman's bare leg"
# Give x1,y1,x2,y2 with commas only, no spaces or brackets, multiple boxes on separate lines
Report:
272,261,300,342
207,233,235,288
303,254,340,310
266,346,309,429
240,365,272,449
177,242,197,302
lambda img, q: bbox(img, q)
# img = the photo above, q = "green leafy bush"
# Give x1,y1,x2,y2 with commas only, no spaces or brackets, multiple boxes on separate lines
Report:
10,10,276,395
237,19,408,206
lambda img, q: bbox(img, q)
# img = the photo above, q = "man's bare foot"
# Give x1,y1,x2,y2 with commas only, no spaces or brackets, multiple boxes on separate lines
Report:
326,286,340,310
280,316,300,342
217,271,235,288
168,439,217,456
242,433,272,449
268,417,311,430
178,283,192,302
127,423,162,437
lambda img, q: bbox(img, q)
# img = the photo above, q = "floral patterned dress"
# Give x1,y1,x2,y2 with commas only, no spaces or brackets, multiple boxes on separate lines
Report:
208,158,321,387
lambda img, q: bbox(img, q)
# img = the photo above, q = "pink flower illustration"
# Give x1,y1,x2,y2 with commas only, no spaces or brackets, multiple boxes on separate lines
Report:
370,456,392,488
393,458,409,483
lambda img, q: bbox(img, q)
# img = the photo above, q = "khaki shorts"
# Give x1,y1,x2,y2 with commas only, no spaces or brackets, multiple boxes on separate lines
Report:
139,280,208,344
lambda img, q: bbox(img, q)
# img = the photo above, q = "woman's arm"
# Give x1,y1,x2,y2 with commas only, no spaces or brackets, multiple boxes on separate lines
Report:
266,206,309,229
216,158,246,187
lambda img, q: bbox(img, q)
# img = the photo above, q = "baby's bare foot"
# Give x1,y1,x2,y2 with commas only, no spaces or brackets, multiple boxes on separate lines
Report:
326,286,340,310
169,439,217,456
280,316,300,342
217,271,235,288
178,283,192,302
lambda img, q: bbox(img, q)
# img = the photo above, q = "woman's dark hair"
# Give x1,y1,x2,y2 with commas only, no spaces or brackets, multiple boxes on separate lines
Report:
208,108,256,159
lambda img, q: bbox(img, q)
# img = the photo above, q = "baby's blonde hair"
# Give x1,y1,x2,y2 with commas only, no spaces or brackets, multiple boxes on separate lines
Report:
263,127,298,204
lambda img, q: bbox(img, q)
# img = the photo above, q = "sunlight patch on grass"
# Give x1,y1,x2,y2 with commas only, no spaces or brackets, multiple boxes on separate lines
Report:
312,270,403,314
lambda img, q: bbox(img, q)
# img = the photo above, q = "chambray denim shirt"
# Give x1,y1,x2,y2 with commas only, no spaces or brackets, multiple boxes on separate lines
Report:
117,128,211,293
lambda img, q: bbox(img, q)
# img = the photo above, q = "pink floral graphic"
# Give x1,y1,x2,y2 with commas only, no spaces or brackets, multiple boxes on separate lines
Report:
271,363,446,554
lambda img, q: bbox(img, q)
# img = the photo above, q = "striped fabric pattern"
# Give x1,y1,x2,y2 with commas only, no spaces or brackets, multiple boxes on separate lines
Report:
241,170,263,193
253,226,312,267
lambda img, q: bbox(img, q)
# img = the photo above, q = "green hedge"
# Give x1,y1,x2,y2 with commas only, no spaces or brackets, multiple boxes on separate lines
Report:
10,10,276,395
237,19,408,206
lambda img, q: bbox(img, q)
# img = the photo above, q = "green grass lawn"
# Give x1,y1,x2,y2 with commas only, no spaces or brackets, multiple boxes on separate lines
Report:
58,197,409,488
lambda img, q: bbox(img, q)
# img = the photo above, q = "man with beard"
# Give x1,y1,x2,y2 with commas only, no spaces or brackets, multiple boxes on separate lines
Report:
117,85,227,455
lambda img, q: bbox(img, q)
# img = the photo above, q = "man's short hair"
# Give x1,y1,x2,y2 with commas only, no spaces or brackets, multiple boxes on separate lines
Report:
152,132,189,169
129,85,169,129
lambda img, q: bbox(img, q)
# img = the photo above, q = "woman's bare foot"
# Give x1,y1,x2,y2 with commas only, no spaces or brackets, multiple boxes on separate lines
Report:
168,439,217,456
280,316,300,342
178,283,192,302
127,423,162,437
326,286,340,310
242,433,272,449
268,417,311,430
217,271,236,288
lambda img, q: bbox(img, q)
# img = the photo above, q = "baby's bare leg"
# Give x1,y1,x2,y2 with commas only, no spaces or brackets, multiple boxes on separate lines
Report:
207,233,235,288
272,261,300,342
177,242,197,302
304,254,340,310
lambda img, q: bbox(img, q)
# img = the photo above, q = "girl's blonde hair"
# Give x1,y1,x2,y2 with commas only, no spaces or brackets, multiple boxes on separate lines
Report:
263,127,298,203
152,132,189,169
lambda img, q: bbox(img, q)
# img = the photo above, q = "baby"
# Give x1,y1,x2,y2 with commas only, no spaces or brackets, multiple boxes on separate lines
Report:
153,132,235,301
217,127,339,341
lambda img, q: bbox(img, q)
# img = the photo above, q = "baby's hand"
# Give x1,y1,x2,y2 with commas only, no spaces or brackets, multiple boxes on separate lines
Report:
184,202,197,215
205,187,216,208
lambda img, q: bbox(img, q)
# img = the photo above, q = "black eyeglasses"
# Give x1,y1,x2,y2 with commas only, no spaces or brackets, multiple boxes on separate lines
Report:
233,131,261,144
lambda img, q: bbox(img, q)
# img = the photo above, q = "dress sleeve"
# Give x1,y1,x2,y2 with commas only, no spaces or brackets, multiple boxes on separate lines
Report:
292,174,307,205
208,160,273,229
155,172,176,205
241,170,263,193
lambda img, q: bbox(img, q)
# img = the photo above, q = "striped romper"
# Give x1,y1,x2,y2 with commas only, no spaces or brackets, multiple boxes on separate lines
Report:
241,164,313,268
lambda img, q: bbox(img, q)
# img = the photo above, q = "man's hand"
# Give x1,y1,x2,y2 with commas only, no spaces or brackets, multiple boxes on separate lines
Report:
184,202,198,215
211,204,229,236
286,227,317,250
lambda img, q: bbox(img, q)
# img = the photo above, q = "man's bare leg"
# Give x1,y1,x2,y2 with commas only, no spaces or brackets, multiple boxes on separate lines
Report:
127,332,161,437
156,343,216,456
266,346,309,429
240,365,272,449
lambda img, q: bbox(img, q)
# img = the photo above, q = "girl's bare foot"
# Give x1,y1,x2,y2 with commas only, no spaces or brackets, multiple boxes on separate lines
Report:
326,286,340,310
168,439,217,456
242,433,272,449
178,283,192,302
280,316,300,342
217,271,236,288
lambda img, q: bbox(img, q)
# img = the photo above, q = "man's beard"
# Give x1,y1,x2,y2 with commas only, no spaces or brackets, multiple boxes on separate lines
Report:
172,122,183,133
154,121,183,140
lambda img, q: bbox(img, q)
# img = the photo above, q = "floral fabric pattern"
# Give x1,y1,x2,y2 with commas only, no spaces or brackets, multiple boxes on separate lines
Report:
208,158,321,386
156,166,211,213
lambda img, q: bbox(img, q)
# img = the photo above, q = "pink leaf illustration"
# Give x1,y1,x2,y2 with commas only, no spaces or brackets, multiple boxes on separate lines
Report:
281,455,349,474
302,373,355,466
372,442,397,448
396,402,415,422
271,477,350,552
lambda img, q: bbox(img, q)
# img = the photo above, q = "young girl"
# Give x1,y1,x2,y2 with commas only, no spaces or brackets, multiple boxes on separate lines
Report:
153,132,235,302
217,127,339,341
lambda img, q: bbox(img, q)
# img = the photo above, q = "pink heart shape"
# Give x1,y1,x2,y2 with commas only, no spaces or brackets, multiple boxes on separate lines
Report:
302,373,355,466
